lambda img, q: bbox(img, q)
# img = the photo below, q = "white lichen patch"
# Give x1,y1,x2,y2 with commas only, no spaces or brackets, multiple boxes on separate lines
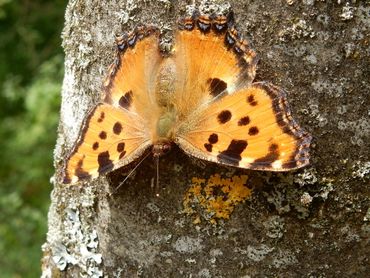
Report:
271,250,298,268
294,168,318,186
186,0,231,17
364,208,370,222
126,0,138,12
340,224,361,243
352,161,370,180
337,117,370,146
51,242,79,270
246,244,275,262
185,258,197,264
339,4,356,21
311,78,345,97
302,0,315,5
42,182,103,278
315,178,334,201
279,19,315,41
263,170,334,219
198,268,211,278
173,236,204,254
115,10,129,24
209,248,223,266
50,208,103,277
264,215,285,239
80,186,96,208
209,248,223,257
265,189,291,215
300,192,313,206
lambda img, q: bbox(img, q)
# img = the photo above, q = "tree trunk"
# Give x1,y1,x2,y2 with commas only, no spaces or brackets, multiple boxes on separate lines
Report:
42,0,369,277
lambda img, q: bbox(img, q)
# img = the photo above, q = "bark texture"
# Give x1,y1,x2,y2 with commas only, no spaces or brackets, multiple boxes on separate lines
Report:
42,0,369,277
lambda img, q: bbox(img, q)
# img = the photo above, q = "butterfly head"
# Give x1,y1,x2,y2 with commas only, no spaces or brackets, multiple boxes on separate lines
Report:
152,141,172,158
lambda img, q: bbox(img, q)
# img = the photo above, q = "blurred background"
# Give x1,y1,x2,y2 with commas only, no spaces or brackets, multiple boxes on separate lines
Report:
0,0,67,276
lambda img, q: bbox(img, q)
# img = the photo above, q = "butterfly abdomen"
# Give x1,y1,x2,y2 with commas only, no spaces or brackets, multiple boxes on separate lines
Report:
155,59,176,107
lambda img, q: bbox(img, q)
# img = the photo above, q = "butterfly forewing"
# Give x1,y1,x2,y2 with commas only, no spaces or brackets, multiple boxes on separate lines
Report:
104,26,162,123
172,15,258,118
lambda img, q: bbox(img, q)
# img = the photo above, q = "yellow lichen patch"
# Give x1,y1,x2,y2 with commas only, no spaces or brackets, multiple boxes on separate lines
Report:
183,174,252,224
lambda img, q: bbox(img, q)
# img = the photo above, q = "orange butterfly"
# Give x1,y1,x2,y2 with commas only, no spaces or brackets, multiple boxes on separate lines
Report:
61,12,312,184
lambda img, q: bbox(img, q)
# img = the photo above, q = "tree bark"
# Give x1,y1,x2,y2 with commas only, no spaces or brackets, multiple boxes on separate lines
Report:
42,0,369,277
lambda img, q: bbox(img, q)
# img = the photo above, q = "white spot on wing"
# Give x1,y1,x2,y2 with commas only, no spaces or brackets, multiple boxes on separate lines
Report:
272,160,282,169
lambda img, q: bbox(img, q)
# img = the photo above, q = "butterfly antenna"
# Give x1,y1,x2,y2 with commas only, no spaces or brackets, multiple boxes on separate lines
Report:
155,155,160,197
111,152,151,195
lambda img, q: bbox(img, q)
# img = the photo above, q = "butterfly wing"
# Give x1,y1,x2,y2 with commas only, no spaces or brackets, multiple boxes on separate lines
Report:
175,82,312,171
172,13,258,119
103,26,162,121
62,104,152,184
62,26,162,184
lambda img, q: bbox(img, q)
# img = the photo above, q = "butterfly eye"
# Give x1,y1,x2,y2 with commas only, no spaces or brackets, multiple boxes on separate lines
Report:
162,145,171,155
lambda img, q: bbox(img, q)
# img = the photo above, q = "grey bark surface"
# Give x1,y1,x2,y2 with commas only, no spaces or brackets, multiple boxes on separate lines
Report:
42,0,369,277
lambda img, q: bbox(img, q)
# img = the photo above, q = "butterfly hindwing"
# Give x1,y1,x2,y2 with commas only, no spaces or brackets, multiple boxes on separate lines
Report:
62,104,151,184
175,82,311,171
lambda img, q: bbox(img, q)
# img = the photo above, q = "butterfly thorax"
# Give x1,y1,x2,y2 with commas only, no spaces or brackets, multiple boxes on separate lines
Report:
156,110,176,138
152,109,176,157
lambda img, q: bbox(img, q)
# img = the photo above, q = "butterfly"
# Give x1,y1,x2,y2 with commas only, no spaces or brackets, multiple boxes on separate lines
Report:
61,12,312,185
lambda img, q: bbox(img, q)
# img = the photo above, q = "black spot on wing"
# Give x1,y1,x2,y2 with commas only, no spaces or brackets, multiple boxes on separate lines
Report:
113,122,122,135
204,133,218,152
207,78,227,98
247,94,258,106
217,110,232,124
97,151,114,174
253,143,280,166
207,78,227,97
99,131,107,140
248,126,259,136
97,112,105,123
269,143,279,152
208,133,219,144
217,139,248,166
117,142,125,152
204,143,213,152
238,116,250,126
119,90,133,109
117,142,126,159
75,159,91,180
119,151,126,159
92,142,99,150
